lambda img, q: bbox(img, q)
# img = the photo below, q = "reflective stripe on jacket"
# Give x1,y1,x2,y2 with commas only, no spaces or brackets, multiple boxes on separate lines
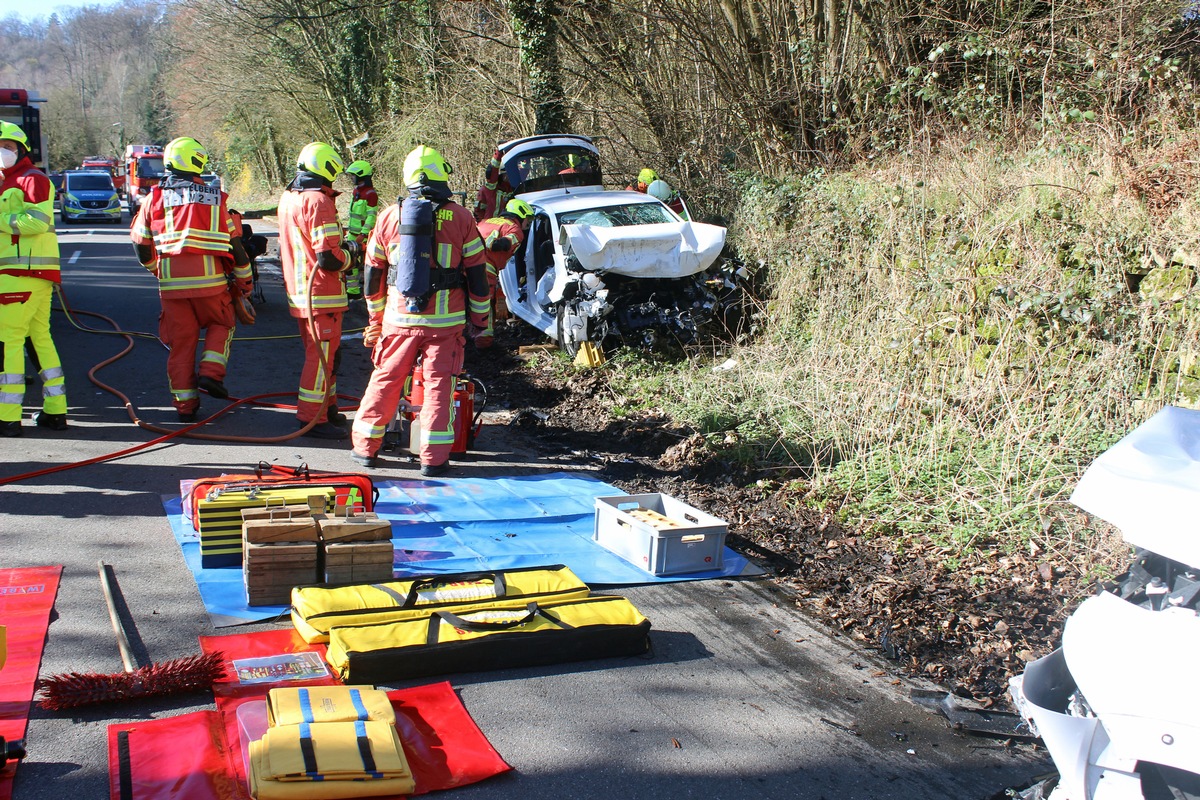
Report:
476,215,525,275
130,175,240,298
365,201,489,330
347,186,379,239
0,158,60,284
278,182,347,318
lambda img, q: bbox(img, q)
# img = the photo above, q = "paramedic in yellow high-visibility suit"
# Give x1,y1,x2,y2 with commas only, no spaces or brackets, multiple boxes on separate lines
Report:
0,121,67,437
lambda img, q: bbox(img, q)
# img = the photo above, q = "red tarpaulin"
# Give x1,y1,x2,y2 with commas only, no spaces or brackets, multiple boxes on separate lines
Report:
109,628,511,799
0,566,63,800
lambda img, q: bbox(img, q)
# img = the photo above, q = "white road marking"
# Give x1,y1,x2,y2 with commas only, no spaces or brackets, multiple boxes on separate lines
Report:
68,250,81,264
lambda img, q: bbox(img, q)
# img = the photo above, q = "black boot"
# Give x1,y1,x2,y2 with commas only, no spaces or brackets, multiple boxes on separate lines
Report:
34,412,68,431
198,375,229,399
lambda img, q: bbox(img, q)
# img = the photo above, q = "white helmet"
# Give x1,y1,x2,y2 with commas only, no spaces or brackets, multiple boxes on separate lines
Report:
647,179,674,203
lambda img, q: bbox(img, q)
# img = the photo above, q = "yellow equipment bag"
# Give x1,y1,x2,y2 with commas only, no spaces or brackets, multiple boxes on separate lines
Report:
266,686,395,728
248,722,415,800
325,594,651,684
290,564,591,643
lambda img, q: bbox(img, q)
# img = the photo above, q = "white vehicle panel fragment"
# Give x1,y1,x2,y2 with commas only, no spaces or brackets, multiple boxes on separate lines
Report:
561,220,726,278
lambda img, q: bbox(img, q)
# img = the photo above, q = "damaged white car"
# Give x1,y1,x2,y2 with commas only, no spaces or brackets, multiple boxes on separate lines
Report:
1008,405,1200,800
490,134,743,356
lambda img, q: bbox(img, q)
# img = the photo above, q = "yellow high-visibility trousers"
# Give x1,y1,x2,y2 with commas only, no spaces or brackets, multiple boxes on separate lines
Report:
0,275,66,423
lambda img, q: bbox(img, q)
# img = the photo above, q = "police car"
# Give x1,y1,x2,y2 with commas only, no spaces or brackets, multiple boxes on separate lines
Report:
60,169,123,225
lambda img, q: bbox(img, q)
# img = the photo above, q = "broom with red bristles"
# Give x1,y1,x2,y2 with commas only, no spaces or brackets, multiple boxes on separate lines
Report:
38,561,225,711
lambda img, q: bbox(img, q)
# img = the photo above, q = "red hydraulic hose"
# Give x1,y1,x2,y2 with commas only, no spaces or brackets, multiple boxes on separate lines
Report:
0,271,354,486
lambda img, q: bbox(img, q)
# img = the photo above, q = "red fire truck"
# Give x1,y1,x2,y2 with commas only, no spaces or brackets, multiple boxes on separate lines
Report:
80,155,125,194
0,88,47,169
123,144,165,212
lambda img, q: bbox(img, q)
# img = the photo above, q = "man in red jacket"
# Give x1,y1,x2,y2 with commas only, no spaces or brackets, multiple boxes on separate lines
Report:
351,145,490,475
131,136,251,422
277,141,359,439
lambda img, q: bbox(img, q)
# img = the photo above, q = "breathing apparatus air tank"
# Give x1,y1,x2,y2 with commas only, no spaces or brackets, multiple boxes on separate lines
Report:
395,193,435,312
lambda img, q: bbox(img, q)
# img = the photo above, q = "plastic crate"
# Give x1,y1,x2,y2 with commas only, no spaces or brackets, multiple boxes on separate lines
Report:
593,493,727,575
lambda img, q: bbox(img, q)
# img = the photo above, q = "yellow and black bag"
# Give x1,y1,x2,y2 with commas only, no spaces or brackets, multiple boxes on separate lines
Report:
290,564,591,643
325,594,652,683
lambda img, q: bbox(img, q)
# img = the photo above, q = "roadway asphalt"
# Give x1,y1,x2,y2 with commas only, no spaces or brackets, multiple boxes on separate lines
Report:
1,214,1049,799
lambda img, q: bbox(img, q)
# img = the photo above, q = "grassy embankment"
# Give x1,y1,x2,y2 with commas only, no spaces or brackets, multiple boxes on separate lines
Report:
603,131,1200,580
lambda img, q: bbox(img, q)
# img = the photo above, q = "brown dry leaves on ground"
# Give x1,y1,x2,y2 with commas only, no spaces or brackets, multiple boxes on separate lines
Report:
466,331,1085,707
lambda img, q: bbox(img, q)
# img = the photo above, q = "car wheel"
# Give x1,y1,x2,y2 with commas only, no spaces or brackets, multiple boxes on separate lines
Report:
59,214,71,226
555,305,583,359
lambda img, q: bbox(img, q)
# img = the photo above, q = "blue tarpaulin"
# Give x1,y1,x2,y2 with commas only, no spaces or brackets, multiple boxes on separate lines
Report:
165,472,760,627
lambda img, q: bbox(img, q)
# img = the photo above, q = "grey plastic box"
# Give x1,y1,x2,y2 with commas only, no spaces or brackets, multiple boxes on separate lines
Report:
593,493,727,575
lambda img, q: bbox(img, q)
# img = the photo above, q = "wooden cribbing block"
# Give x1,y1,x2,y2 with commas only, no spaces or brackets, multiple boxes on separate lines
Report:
323,541,393,585
324,541,393,565
313,511,392,543
243,517,319,544
240,503,312,523
323,565,395,585
244,541,319,606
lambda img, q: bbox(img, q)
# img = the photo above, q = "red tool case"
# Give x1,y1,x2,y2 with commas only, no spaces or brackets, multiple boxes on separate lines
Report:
183,462,377,532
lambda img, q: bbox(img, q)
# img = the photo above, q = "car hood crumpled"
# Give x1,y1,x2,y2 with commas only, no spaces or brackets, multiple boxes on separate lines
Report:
560,221,726,278
1070,405,1200,569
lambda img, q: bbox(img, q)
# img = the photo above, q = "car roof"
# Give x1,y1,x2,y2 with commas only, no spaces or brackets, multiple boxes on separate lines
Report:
522,188,664,214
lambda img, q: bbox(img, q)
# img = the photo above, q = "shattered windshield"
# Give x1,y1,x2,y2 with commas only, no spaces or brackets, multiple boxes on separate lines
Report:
557,202,675,228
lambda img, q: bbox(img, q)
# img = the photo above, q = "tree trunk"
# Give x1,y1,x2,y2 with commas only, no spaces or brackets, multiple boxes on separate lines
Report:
508,0,568,135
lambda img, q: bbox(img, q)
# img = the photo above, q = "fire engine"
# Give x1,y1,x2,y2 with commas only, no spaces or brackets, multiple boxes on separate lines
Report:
0,88,47,169
80,155,124,194
123,144,165,212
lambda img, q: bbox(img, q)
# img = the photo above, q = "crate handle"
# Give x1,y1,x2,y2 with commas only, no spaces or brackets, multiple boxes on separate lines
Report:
681,534,706,544
683,512,700,525
616,502,642,512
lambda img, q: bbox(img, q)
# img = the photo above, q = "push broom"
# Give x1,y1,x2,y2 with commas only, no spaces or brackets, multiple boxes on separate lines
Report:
38,561,225,711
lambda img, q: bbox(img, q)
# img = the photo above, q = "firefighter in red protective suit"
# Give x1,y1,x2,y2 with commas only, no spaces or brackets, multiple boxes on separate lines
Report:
351,145,490,475
0,121,67,436
131,136,251,422
471,147,513,223
625,167,659,193
472,198,533,349
277,141,359,439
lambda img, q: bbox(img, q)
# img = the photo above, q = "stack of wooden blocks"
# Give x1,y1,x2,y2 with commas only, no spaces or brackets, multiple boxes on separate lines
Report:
313,509,394,585
241,497,324,606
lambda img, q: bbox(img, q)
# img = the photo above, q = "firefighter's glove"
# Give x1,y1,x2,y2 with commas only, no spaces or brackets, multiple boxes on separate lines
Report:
488,238,512,253
363,323,381,349
341,239,364,268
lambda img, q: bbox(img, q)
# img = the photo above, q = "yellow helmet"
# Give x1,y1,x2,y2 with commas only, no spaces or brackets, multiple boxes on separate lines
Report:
637,167,659,186
164,136,208,174
0,121,29,149
345,159,373,178
297,142,344,182
505,198,534,220
403,145,452,188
